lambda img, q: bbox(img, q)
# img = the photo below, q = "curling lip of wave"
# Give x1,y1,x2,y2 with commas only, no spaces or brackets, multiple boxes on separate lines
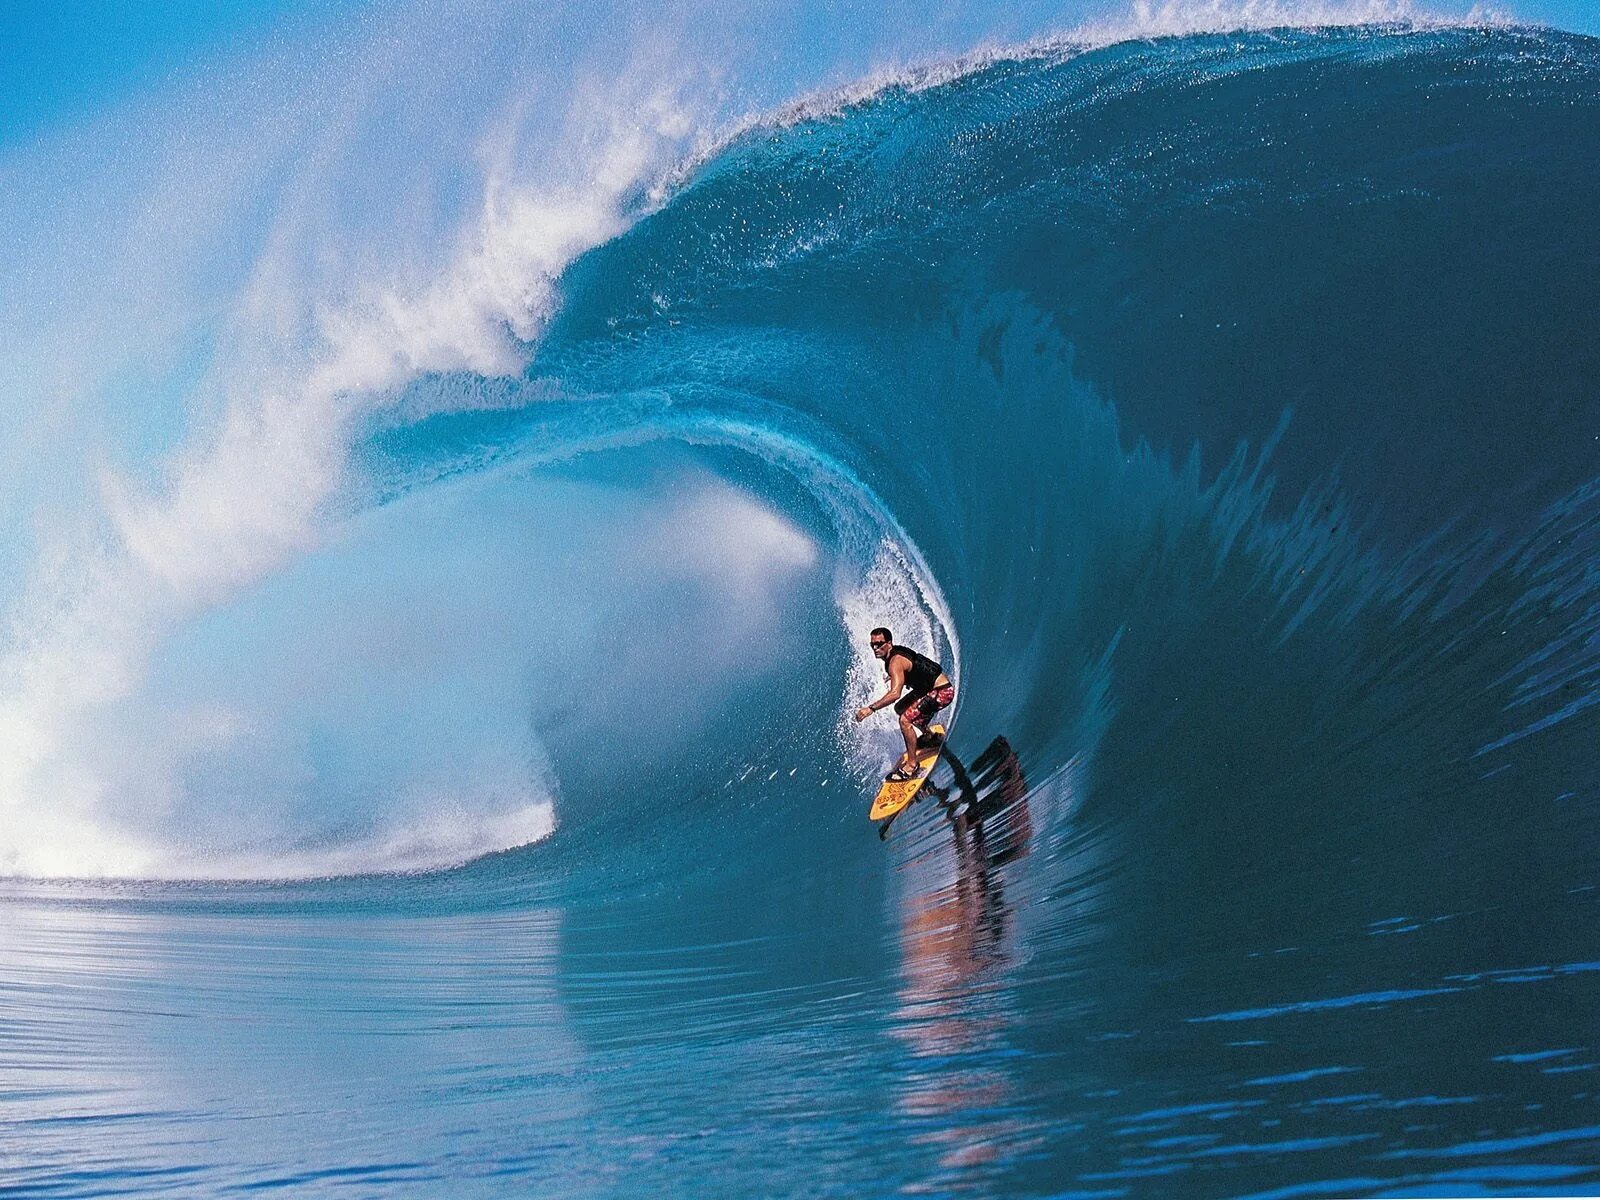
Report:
664,1,1498,190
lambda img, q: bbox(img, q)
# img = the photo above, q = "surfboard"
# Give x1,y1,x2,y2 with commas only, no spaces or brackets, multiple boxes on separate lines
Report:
868,725,946,822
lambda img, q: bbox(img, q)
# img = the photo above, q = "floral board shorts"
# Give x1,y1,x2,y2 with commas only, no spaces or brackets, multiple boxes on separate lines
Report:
895,684,955,729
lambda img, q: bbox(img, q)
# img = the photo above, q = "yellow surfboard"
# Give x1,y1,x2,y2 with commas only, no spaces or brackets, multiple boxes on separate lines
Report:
868,725,946,821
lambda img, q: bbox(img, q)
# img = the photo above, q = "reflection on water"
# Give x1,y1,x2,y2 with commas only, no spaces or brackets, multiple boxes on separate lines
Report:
0,894,586,1197
890,738,1042,1193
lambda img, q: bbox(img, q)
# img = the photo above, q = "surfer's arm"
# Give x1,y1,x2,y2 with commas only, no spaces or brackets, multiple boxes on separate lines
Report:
854,659,907,722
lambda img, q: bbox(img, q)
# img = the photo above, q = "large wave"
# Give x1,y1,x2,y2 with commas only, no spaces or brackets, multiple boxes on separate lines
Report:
2,5,1597,898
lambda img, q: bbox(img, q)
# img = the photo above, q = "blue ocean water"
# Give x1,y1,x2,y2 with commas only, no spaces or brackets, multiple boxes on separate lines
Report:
4,16,1600,1199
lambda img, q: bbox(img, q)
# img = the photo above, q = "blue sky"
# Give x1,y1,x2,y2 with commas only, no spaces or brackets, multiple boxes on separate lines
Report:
1526,0,1600,33
2,0,1595,148
0,0,361,143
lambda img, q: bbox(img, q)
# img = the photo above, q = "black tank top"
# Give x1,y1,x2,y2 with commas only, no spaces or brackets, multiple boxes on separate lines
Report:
889,646,944,693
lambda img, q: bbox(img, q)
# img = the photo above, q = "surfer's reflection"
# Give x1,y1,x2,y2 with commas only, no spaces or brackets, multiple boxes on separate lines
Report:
934,736,1033,866
889,737,1037,1193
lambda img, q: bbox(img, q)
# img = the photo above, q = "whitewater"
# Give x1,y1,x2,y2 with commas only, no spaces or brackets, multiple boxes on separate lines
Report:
3,0,1600,1196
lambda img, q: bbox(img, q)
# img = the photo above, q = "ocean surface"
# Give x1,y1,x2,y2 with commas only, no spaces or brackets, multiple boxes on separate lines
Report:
4,11,1600,1198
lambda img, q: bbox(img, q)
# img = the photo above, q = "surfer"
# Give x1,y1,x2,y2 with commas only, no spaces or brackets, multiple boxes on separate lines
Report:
854,627,955,781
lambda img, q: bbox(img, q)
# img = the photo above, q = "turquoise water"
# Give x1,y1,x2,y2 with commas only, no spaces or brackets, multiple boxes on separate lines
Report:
5,20,1600,1199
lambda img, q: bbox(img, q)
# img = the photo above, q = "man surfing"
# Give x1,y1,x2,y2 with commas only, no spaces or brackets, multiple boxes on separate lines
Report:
853,627,955,781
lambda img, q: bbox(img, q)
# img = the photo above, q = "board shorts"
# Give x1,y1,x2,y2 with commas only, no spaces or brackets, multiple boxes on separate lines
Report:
895,684,955,729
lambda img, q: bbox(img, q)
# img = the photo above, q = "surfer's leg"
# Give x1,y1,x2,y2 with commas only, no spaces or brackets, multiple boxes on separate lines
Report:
893,695,921,773
915,686,954,747
896,712,920,773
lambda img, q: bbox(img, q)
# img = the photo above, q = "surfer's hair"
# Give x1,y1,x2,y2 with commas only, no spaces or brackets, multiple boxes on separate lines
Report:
871,626,892,642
